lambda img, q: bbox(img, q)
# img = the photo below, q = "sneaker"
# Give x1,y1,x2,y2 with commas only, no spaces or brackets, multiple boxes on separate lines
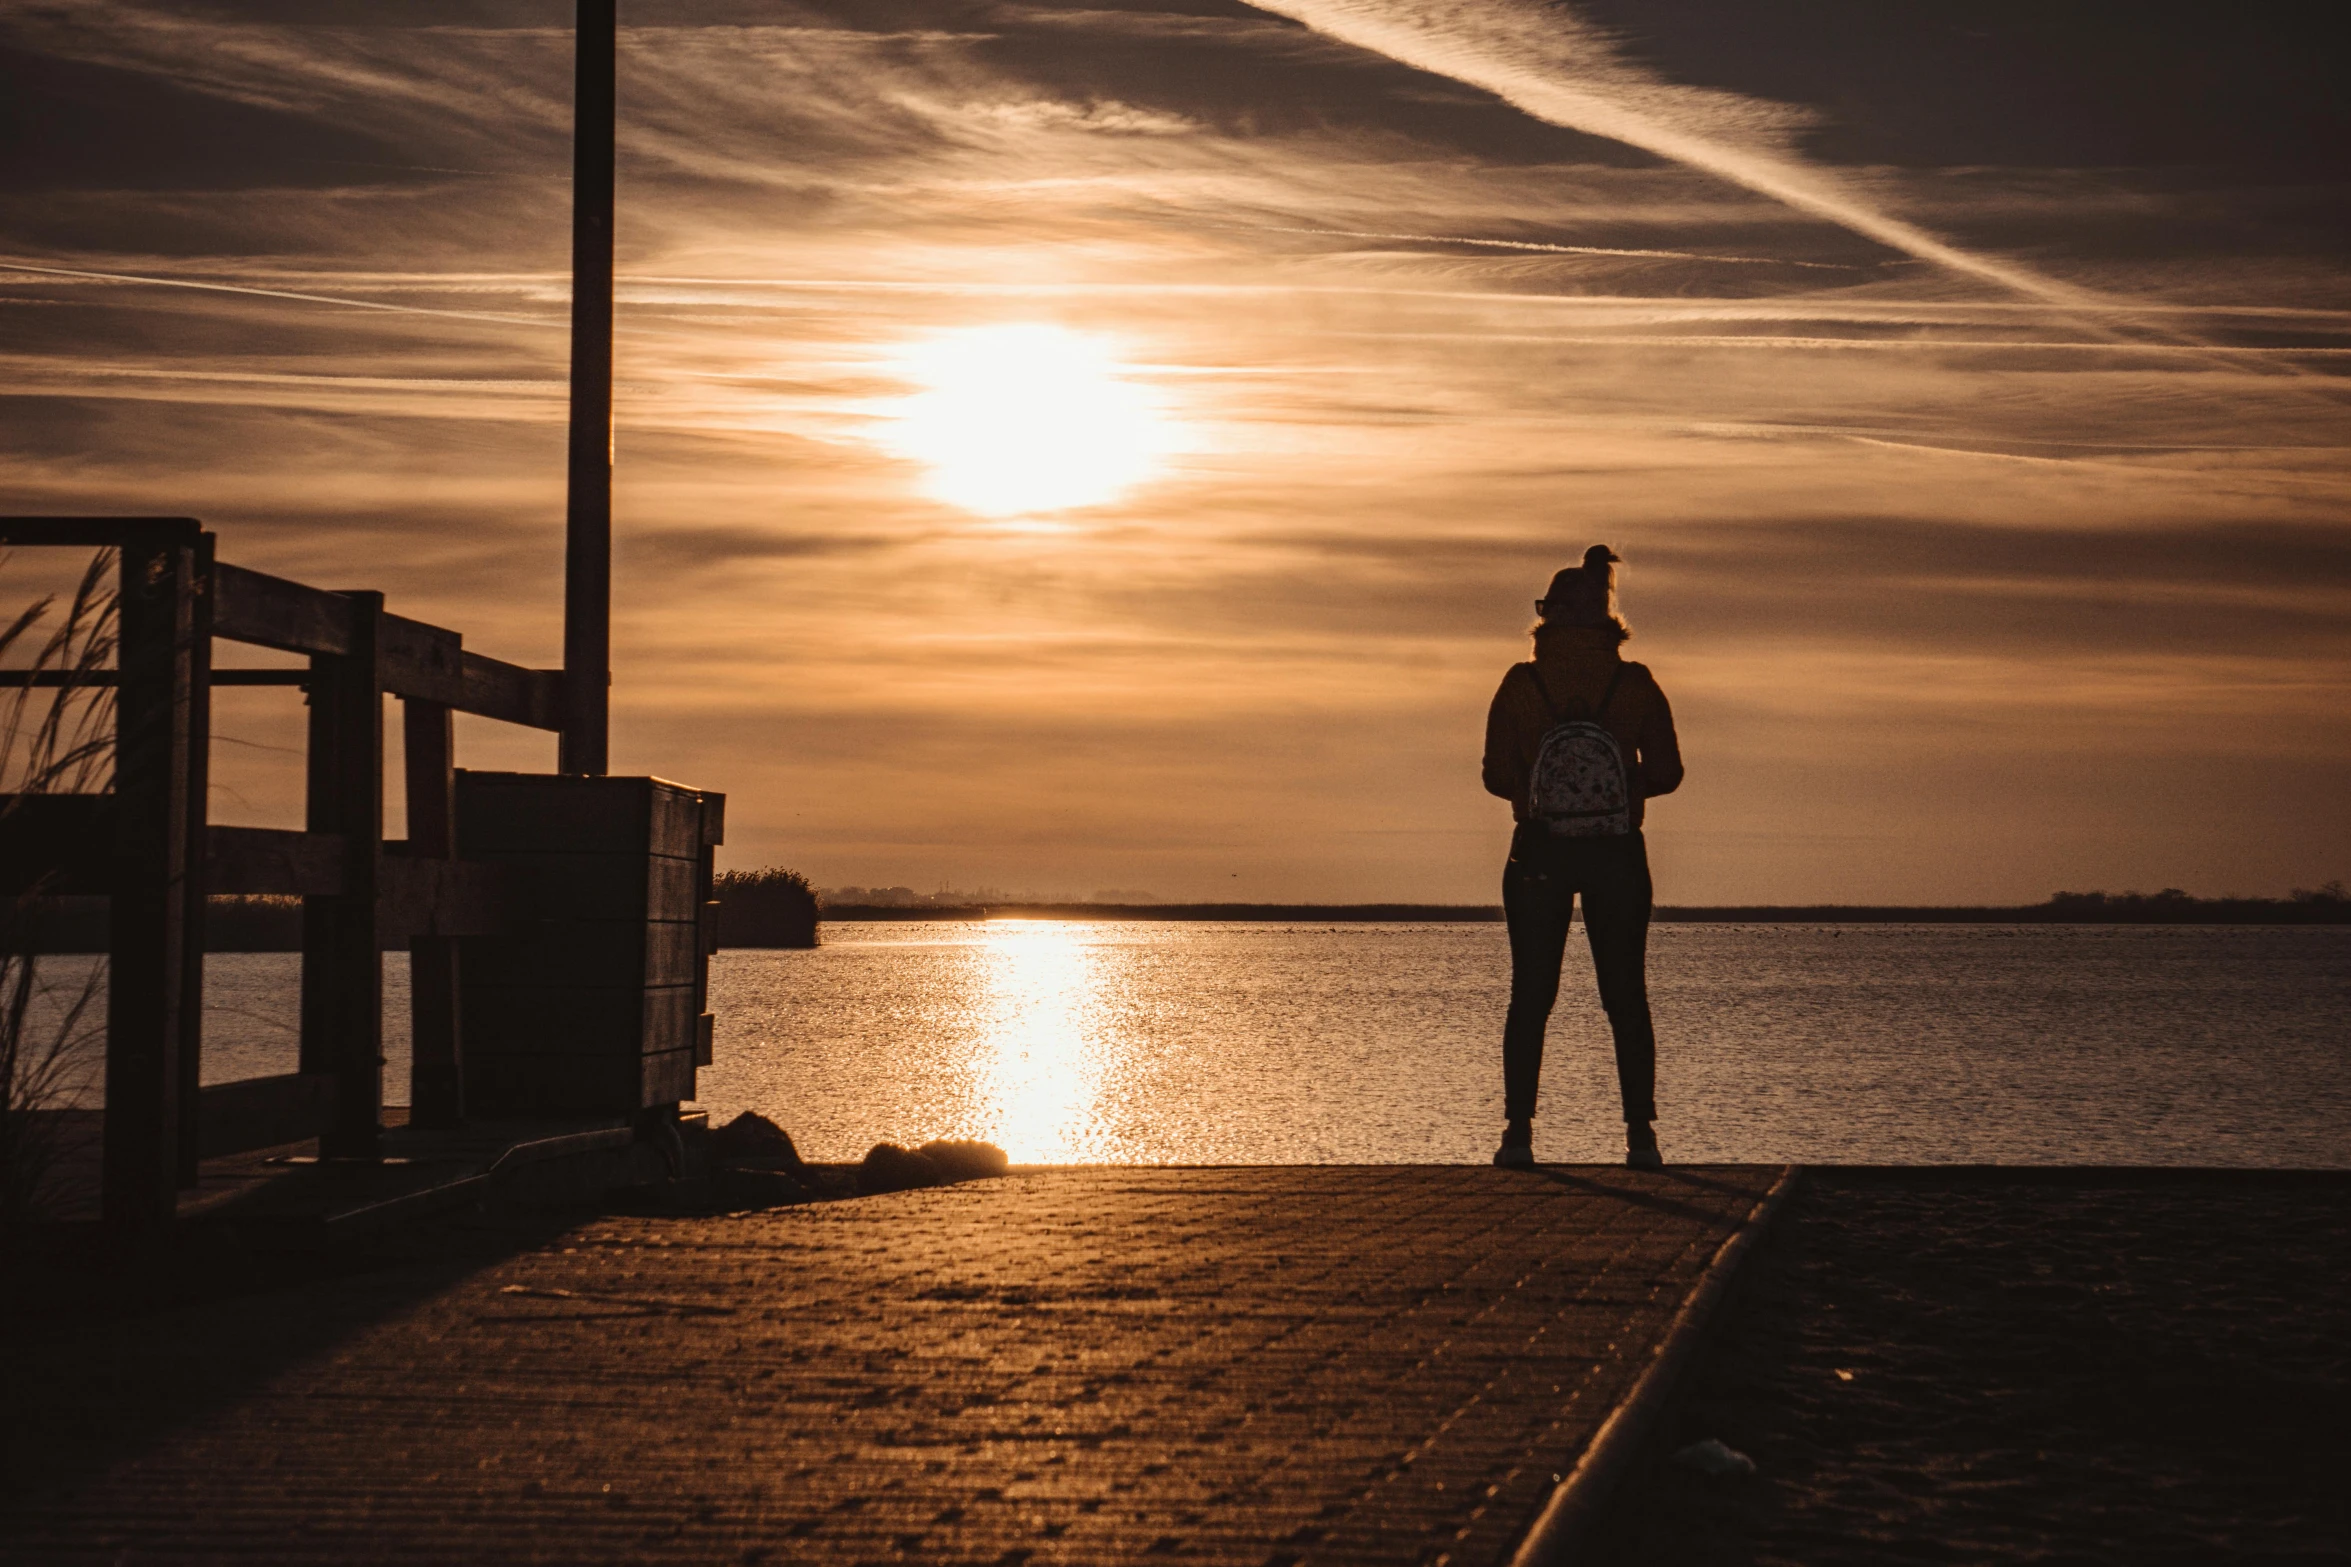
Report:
1493,1119,1535,1170
1625,1122,1663,1171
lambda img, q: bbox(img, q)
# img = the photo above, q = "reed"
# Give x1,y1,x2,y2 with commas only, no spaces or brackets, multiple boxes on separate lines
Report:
0,549,117,1221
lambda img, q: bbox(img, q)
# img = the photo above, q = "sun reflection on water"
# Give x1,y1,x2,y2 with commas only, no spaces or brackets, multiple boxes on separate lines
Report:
975,921,1105,1162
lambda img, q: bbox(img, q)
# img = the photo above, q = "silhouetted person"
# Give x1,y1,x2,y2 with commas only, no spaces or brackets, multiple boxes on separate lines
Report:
1482,545,1683,1169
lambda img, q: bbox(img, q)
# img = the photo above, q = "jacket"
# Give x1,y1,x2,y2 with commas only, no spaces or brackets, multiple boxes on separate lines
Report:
1481,624,1684,827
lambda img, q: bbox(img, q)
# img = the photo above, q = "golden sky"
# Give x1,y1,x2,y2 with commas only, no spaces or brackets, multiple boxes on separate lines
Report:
3,0,2346,902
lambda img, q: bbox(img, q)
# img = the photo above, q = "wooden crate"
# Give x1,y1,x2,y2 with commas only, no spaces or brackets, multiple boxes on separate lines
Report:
455,773,723,1117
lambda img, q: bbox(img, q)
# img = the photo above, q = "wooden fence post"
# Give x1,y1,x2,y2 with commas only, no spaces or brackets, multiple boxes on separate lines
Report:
176,530,214,1185
104,532,201,1228
298,592,383,1159
403,697,463,1127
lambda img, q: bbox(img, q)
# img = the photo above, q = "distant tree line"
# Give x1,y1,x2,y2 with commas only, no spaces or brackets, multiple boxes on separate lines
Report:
711,868,819,948
819,884,1164,907
1663,886,2351,924
819,884,976,909
819,900,1506,922
818,886,2351,925
2032,884,2349,923
13,877,2346,952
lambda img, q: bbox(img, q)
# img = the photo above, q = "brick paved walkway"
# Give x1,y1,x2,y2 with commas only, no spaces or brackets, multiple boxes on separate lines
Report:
2,1165,1781,1566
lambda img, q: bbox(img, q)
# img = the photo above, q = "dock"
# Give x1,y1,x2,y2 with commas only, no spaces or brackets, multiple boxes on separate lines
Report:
0,1163,1786,1566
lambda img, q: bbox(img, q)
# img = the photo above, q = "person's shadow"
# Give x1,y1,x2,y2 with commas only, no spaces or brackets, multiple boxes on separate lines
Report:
1504,1162,1774,1226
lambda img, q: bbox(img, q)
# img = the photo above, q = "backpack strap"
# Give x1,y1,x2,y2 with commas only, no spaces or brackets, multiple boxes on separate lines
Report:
1595,662,1628,720
1528,662,1628,722
1527,664,1558,717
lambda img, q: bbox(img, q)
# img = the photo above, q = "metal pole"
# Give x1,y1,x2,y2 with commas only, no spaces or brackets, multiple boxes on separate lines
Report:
560,0,616,776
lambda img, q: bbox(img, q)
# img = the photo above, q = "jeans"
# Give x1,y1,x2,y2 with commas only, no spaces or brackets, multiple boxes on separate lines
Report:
1501,824,1657,1124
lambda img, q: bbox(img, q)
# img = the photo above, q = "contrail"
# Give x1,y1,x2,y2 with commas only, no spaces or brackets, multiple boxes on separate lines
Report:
1233,223,1863,269
1246,0,2101,307
1340,331,2351,357
0,261,553,327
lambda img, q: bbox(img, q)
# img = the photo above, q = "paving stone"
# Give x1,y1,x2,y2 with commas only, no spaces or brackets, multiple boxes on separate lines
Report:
1,1165,1777,1566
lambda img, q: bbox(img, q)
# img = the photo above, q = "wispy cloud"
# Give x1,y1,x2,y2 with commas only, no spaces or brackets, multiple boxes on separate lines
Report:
1249,0,2100,303
1,0,2343,899
0,260,556,326
1224,221,1865,268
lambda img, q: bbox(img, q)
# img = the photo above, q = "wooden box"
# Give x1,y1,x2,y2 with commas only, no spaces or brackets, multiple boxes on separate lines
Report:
455,773,723,1117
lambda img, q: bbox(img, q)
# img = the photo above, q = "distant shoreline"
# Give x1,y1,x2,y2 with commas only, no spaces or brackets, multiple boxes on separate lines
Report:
17,894,2340,955
818,900,2351,925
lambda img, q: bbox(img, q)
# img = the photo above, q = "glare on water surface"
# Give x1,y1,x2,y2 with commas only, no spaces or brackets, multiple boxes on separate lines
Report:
691,923,2351,1170
880,323,1169,517
38,926,2350,1166
974,920,1105,1162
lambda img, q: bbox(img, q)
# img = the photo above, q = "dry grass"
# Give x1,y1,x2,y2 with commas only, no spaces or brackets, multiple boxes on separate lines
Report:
1,548,116,1222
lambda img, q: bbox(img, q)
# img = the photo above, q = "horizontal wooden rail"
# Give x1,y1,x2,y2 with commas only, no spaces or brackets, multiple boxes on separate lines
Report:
3,809,526,935
380,847,520,938
459,651,564,731
0,794,109,894
0,669,311,688
4,546,558,732
381,613,464,706
214,565,559,728
208,829,525,931
213,562,353,657
0,516,202,547
0,670,117,687
207,826,345,896
0,661,554,719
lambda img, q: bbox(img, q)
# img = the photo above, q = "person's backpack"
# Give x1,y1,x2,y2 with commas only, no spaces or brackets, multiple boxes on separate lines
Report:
1527,664,1633,836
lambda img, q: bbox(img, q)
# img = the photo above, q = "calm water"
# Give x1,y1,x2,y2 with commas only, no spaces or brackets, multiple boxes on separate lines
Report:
27,953,410,1112
700,923,2351,1167
28,924,2351,1167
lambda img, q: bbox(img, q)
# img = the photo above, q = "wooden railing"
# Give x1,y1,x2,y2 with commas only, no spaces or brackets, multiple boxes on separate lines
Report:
0,517,572,1228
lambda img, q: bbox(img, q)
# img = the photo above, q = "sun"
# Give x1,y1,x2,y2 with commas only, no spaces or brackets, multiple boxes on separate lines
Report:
880,323,1170,517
